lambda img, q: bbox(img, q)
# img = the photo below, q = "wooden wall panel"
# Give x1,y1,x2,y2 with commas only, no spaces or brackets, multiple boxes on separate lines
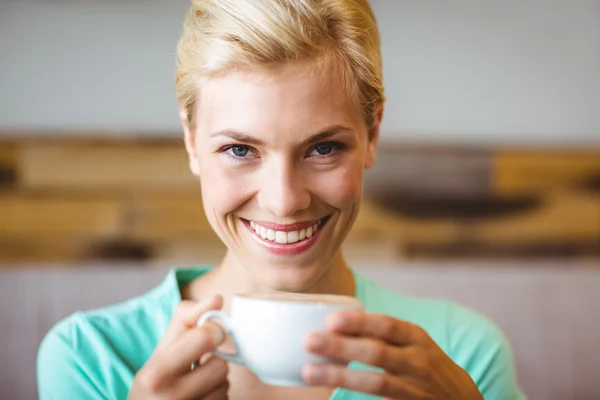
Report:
0,142,16,167
0,196,122,239
18,142,197,191
494,150,600,195
474,191,600,244
0,239,90,263
125,196,216,240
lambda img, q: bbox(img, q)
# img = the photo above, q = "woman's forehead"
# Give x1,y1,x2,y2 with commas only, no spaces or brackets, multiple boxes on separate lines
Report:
195,63,363,139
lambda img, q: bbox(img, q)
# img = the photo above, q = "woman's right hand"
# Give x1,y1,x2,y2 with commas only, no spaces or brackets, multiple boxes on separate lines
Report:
129,295,229,400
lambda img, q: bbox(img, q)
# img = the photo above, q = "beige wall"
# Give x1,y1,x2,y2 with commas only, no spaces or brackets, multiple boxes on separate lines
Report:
1,0,599,144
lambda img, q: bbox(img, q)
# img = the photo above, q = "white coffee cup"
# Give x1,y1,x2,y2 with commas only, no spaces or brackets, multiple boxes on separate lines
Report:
197,292,364,386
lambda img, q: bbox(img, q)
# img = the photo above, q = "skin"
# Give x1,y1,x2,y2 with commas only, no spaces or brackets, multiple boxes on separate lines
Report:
182,60,379,299
129,60,483,399
128,297,230,400
303,312,484,399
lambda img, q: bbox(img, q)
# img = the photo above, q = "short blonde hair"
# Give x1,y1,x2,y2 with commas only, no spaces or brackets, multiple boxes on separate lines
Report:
175,0,384,130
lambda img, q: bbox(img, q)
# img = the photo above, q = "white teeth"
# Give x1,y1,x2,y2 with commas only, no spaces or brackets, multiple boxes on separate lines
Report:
287,231,299,244
275,231,287,244
249,219,325,244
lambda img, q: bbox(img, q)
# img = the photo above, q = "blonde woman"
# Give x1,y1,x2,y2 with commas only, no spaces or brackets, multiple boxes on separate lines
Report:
37,1,525,399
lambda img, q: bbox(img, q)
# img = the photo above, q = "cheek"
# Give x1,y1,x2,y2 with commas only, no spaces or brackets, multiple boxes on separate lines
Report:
199,161,253,215
312,162,364,208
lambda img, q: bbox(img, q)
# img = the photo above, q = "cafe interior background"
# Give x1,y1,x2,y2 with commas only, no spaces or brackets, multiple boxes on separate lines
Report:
0,1,598,399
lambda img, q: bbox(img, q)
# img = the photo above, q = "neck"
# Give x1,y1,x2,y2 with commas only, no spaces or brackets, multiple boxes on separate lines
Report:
183,250,355,313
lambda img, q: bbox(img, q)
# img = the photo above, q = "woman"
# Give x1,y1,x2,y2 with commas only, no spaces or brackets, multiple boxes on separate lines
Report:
38,1,525,399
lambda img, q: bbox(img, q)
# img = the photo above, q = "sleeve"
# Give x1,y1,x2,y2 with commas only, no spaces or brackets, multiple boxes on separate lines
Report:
37,315,108,400
447,304,527,400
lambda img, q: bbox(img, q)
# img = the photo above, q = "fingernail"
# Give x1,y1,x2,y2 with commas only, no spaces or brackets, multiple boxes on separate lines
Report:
202,295,218,305
206,322,226,343
329,314,348,330
307,333,326,351
304,364,326,383
194,296,212,308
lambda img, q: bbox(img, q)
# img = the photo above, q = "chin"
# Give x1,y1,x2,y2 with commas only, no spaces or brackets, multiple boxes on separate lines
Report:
253,259,330,292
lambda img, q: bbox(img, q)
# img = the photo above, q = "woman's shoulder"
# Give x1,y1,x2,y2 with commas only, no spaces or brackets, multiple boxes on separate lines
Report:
354,271,525,399
37,286,167,370
36,272,180,399
39,265,211,351
354,270,511,357
36,306,141,399
41,270,179,343
355,270,458,325
41,291,166,348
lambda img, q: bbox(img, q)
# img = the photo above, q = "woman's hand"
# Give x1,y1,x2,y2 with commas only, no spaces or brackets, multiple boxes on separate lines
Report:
129,296,229,400
303,312,483,400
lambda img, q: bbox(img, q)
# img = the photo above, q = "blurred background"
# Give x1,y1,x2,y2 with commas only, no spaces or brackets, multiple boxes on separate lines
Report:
0,0,599,265
0,0,598,265
0,0,599,399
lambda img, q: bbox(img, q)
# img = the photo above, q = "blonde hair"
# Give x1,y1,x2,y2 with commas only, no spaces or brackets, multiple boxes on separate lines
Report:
175,0,384,130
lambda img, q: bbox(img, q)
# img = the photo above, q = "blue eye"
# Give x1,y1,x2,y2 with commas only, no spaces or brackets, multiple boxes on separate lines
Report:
315,143,334,155
308,141,344,158
229,145,249,157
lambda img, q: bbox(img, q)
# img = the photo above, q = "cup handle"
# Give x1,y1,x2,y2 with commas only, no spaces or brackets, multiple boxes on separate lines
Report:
197,310,245,365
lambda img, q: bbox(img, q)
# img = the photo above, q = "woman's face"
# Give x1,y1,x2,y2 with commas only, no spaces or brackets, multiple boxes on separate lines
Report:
184,61,381,291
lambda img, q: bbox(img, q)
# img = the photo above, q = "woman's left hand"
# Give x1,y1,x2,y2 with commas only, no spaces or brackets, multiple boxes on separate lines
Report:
303,312,483,400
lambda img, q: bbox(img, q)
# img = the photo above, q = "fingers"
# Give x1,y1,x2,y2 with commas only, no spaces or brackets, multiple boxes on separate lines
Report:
171,357,229,400
162,295,224,347
302,364,430,399
305,332,409,374
202,381,230,400
159,322,226,376
326,312,429,346
132,296,228,399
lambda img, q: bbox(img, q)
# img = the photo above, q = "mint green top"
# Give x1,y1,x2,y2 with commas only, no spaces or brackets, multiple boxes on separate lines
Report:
37,267,526,400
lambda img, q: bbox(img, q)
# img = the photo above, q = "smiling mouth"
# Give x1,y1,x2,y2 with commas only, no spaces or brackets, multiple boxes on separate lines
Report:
244,216,331,245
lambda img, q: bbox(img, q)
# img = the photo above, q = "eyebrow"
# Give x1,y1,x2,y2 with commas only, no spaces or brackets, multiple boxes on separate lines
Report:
208,124,353,146
302,125,353,146
208,130,265,146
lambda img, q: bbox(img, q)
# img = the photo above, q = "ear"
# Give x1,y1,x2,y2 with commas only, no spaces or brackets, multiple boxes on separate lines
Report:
364,102,383,169
180,109,200,176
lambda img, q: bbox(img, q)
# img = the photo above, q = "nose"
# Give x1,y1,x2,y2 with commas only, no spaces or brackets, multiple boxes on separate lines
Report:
257,157,311,218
